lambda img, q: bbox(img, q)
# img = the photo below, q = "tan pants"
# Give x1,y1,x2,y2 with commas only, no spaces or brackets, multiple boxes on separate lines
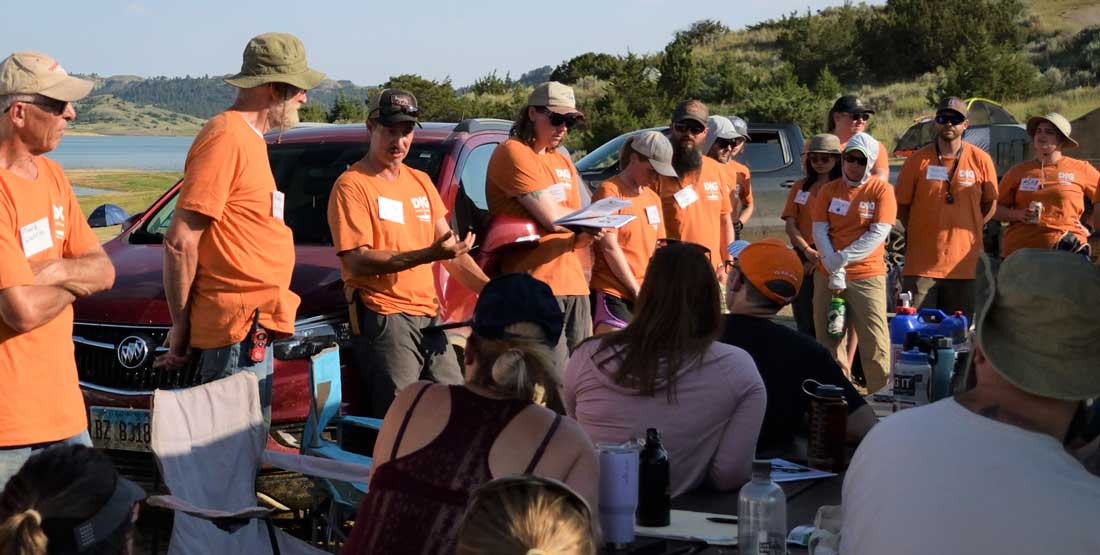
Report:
813,272,891,393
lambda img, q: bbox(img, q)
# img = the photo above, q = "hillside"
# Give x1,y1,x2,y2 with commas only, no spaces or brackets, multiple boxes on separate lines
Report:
69,94,206,136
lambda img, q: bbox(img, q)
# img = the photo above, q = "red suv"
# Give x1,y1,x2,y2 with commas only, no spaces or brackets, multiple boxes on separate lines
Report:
76,119,513,475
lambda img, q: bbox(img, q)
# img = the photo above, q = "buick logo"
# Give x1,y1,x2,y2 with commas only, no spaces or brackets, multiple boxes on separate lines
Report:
116,336,150,369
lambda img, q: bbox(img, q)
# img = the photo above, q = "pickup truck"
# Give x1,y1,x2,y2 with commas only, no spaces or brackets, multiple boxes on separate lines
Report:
575,122,805,240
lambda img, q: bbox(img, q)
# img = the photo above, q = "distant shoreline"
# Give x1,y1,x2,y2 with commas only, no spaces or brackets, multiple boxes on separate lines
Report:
66,130,196,138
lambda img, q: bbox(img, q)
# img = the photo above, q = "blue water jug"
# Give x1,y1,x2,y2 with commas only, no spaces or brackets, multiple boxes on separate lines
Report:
890,306,919,372
914,308,969,344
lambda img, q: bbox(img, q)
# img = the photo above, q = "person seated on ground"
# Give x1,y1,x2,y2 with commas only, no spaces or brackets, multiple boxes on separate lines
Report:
564,242,765,496
720,239,877,455
341,273,598,555
0,444,145,555
457,475,596,555
841,250,1100,554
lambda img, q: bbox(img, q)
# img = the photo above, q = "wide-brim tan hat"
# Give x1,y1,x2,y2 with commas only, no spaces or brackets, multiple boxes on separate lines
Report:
224,33,325,91
975,250,1100,400
807,133,842,155
1026,113,1078,150
528,81,584,118
0,51,93,102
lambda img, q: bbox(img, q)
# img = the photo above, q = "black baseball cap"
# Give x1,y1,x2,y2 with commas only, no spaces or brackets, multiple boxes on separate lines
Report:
471,273,563,348
831,95,875,114
367,88,420,126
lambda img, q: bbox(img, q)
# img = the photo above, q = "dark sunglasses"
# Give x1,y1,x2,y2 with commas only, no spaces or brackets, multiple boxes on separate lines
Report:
808,153,837,164
843,154,869,166
846,112,872,122
3,97,68,116
672,121,706,135
935,113,966,126
535,106,581,129
715,137,745,150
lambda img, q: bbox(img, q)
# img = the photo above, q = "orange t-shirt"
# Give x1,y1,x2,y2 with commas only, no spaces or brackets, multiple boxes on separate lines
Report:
840,139,890,182
997,157,1100,257
725,159,753,211
177,111,300,349
589,176,666,300
811,176,898,280
485,138,587,297
657,156,733,261
0,157,99,445
327,163,446,316
895,143,998,279
781,178,822,245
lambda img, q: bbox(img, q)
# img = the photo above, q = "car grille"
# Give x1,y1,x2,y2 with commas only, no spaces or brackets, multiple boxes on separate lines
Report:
74,323,202,390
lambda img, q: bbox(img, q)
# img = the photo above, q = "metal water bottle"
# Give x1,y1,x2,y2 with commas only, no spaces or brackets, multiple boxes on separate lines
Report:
636,428,670,527
807,384,848,472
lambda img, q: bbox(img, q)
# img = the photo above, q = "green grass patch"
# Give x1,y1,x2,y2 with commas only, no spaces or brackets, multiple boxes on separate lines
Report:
66,170,180,242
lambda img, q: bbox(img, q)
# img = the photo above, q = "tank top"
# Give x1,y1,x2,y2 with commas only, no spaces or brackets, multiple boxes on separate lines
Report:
340,384,563,555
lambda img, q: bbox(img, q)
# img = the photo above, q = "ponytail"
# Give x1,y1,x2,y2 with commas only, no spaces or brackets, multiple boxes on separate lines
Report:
0,509,47,555
469,323,557,401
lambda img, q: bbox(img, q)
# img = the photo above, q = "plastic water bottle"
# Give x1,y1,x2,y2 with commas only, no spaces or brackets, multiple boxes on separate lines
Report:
826,296,846,338
893,348,931,410
636,428,670,527
738,460,787,554
930,336,956,401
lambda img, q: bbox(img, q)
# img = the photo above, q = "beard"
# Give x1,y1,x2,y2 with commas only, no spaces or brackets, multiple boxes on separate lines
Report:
267,98,301,132
672,141,703,176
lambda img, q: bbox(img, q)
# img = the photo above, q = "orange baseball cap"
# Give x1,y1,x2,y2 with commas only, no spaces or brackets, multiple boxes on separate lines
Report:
728,238,803,304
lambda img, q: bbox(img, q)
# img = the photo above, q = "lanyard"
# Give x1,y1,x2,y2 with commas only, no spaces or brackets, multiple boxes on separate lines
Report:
934,142,963,203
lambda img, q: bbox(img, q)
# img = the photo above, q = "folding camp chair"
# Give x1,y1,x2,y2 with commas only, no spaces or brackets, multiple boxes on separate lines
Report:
146,371,372,555
301,346,382,548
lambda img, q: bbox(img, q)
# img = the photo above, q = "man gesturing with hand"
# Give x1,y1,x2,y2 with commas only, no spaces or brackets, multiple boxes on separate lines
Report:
328,89,488,417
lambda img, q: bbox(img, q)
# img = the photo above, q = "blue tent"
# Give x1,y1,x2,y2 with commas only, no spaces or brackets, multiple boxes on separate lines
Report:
87,204,130,228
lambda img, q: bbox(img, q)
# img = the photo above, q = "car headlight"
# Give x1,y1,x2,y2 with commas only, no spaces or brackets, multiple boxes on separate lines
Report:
274,313,352,360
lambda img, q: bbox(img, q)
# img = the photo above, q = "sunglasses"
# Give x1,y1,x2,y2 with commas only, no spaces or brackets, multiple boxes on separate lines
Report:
808,153,837,164
935,113,966,126
843,154,869,166
845,112,872,122
3,96,68,116
672,121,706,136
535,106,581,129
715,137,745,150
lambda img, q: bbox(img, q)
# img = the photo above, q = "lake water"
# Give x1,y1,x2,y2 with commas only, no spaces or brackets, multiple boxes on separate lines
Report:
51,135,194,171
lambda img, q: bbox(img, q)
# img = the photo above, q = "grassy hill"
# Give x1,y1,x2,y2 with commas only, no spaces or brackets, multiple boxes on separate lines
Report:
69,95,205,136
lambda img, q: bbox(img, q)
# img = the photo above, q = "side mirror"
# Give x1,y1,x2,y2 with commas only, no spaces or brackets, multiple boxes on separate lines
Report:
87,204,131,228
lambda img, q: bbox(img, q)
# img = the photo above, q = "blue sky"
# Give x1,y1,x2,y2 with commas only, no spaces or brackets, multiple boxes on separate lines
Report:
6,0,881,87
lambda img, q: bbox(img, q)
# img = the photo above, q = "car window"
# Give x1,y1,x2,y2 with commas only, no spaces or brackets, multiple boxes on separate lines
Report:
575,132,632,172
133,142,444,246
736,130,787,173
458,143,498,210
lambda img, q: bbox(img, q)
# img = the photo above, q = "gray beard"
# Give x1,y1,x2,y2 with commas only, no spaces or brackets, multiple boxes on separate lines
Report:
672,144,702,175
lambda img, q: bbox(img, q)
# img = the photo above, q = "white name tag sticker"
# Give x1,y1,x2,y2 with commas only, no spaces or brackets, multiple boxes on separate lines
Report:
828,198,851,216
378,196,405,224
271,190,285,221
1020,177,1040,192
674,185,699,209
645,205,660,225
20,217,52,258
546,184,567,204
926,165,950,181
794,190,811,205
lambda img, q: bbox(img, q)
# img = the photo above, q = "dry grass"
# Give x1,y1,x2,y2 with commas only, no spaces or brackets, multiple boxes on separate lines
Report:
1028,0,1100,33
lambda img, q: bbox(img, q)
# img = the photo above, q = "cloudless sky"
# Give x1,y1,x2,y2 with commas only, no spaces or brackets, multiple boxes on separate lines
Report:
5,0,883,87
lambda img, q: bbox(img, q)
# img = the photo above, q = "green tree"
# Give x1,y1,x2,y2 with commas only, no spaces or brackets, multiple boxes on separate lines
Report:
774,5,871,84
658,36,700,105
469,70,516,96
927,30,1045,103
299,101,328,123
550,52,622,84
327,91,367,123
674,19,730,47
382,74,462,121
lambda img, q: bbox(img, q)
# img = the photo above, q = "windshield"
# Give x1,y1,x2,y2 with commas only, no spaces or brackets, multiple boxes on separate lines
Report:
133,142,445,245
575,128,662,172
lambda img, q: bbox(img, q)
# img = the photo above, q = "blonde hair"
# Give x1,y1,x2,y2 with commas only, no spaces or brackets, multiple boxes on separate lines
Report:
0,509,46,555
467,323,557,401
456,477,595,555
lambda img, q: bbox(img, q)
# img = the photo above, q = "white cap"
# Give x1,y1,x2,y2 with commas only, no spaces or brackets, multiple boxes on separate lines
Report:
630,131,677,177
703,116,737,152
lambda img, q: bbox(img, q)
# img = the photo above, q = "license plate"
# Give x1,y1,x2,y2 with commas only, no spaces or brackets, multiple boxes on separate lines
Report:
89,407,151,452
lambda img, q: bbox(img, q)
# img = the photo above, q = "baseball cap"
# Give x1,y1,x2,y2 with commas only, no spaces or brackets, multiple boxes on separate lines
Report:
0,51,93,102
368,89,420,126
728,238,803,305
1026,112,1078,150
703,115,736,152
471,273,564,348
528,81,584,118
935,96,968,118
830,95,875,114
671,99,708,126
224,33,325,91
728,116,751,140
630,131,677,177
72,473,146,551
976,250,1100,400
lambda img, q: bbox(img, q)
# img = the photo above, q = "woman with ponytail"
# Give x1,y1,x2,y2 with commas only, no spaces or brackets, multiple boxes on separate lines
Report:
0,444,144,555
341,274,598,555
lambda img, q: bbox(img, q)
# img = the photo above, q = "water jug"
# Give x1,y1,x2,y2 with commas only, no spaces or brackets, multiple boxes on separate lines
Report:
893,348,931,411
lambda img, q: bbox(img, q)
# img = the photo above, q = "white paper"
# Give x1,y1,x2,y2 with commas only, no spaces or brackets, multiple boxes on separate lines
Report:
768,458,837,483
20,217,52,257
635,510,738,546
1020,177,1040,192
546,183,567,203
827,198,850,216
378,196,404,224
925,165,950,181
674,185,699,209
559,214,636,229
645,205,660,225
271,190,285,221
555,197,632,227
795,190,811,205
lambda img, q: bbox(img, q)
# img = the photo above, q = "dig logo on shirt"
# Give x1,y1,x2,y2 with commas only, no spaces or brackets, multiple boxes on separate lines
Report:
553,168,573,184
1058,172,1075,184
957,169,976,186
702,181,721,200
411,196,432,223
858,201,876,220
